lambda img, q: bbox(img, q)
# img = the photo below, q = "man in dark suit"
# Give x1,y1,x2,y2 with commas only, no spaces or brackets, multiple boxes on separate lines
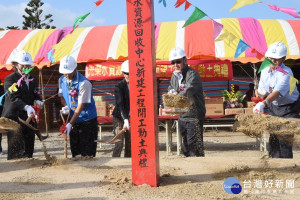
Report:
112,60,131,157
1,50,43,160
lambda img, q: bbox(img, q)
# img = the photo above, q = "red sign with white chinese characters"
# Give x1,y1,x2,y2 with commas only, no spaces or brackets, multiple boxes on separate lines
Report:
86,59,233,82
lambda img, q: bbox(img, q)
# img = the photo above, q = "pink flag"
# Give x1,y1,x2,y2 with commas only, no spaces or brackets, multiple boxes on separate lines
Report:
267,4,300,18
275,66,288,75
212,20,223,40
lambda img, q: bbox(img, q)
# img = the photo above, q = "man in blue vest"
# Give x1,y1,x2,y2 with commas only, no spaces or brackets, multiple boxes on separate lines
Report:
58,55,98,158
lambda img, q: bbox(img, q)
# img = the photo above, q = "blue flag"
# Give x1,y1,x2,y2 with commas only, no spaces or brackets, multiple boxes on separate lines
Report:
47,49,55,63
234,39,250,59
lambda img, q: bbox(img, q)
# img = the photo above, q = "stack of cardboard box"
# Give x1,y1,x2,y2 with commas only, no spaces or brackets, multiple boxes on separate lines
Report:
93,96,108,116
205,97,224,116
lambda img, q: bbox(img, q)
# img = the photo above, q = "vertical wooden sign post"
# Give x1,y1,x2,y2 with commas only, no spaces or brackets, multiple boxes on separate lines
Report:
126,0,160,187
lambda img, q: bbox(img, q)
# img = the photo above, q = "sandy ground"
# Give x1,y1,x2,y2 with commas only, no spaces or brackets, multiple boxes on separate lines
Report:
1,126,300,200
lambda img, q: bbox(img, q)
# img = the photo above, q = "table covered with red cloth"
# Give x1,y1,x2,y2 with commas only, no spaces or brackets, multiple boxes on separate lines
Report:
97,114,236,124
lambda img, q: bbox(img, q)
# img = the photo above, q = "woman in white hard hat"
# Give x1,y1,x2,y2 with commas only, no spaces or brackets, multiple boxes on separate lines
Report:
1,50,43,160
111,60,131,157
168,47,206,157
254,42,300,158
58,55,98,158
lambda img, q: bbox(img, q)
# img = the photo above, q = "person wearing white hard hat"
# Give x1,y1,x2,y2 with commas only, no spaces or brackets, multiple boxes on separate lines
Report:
111,60,131,157
58,55,98,158
168,47,206,157
254,42,300,158
1,50,43,159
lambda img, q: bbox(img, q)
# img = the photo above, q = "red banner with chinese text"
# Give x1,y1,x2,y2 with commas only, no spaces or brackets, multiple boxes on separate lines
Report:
85,62,123,80
85,59,233,82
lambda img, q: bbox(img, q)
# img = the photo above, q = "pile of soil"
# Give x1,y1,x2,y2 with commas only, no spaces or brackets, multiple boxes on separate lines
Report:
0,129,300,199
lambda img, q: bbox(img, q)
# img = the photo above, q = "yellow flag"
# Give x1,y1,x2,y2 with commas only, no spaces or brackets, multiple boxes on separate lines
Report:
215,32,228,41
230,0,261,12
289,76,298,95
8,83,18,93
215,30,236,46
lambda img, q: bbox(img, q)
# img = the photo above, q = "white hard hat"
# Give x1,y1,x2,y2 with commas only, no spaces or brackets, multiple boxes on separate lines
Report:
121,60,129,73
12,50,34,65
265,42,287,59
59,55,77,74
169,47,186,61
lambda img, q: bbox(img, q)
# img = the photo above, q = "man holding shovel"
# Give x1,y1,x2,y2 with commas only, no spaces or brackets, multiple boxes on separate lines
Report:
58,55,98,158
1,50,43,159
111,60,131,157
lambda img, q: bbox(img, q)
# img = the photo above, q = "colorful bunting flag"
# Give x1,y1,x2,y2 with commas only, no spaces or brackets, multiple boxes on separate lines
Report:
230,0,261,12
267,4,300,18
35,57,45,65
95,0,104,7
289,76,299,95
174,0,186,8
47,49,55,63
184,1,191,11
8,83,18,93
212,20,223,40
275,66,288,75
22,66,35,75
17,75,26,87
234,40,250,59
182,7,207,28
251,49,264,60
258,58,275,74
73,12,90,30
0,91,8,106
159,0,167,7
215,30,237,45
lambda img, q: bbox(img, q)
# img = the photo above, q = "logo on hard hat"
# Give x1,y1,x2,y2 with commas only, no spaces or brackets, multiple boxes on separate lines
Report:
64,64,68,69
173,52,177,57
272,49,276,54
24,56,29,61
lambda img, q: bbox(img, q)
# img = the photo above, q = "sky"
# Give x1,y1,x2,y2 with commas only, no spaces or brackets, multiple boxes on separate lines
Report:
0,0,299,29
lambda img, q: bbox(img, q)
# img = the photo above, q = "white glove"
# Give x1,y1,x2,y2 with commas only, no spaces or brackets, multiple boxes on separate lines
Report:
168,89,178,95
64,123,72,137
24,105,36,117
123,119,130,130
35,100,44,108
253,102,265,114
62,106,70,115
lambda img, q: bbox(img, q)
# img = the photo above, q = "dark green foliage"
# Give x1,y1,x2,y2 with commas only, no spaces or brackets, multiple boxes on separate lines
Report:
22,0,56,29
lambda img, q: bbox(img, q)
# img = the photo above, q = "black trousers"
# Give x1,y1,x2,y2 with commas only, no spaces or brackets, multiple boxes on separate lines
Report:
268,98,300,159
70,117,98,157
0,133,2,152
7,123,35,160
112,117,131,157
178,117,204,157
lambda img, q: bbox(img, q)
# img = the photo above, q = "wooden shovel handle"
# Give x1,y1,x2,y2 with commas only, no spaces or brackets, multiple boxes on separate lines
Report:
26,113,34,123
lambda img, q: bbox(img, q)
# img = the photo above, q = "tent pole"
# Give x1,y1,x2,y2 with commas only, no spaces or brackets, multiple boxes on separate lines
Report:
252,63,258,97
39,70,48,135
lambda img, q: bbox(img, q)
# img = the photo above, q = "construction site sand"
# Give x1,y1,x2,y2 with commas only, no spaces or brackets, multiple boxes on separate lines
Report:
1,129,300,200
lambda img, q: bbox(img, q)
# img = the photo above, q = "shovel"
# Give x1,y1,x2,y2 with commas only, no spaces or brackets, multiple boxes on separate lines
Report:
94,127,126,144
18,114,38,131
60,110,70,158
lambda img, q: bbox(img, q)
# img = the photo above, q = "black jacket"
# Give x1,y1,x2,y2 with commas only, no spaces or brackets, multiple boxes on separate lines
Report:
112,79,130,120
1,71,41,121
168,65,206,119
